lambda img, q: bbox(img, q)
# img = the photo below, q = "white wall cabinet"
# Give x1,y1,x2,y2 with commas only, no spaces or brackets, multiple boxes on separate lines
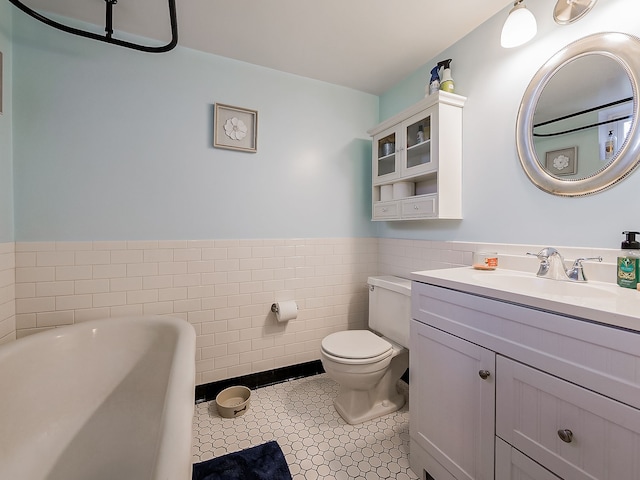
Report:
410,280,640,480
368,91,465,221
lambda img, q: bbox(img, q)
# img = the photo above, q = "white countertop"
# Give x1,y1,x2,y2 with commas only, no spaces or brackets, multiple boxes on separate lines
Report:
411,267,640,333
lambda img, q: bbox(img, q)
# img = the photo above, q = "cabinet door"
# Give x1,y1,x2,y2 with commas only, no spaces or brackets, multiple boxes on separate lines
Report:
495,438,561,480
373,127,402,185
410,320,495,480
402,108,437,177
497,356,640,480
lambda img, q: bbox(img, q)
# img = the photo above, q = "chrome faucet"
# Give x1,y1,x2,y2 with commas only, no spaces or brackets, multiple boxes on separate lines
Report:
526,247,602,282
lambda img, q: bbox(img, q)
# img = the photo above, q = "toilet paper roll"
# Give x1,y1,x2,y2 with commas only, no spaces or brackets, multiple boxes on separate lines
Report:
273,300,298,322
380,185,393,202
393,182,415,199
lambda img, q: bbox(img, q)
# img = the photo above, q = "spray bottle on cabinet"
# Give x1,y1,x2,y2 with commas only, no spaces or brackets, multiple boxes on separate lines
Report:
428,65,440,95
438,59,455,93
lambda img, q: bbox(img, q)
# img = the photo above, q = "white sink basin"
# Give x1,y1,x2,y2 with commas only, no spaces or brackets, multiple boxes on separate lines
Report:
411,267,640,333
471,271,616,299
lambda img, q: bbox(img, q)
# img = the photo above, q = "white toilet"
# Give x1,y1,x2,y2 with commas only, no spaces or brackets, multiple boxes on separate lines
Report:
320,275,411,425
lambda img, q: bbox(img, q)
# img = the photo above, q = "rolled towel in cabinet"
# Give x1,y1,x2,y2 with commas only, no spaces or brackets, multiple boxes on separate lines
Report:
380,185,393,201
393,182,415,199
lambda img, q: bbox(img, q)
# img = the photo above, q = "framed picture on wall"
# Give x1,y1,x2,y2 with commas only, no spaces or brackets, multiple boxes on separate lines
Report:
213,103,258,153
545,146,577,176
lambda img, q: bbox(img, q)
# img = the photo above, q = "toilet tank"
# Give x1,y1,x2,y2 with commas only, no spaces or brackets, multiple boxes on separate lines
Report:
368,275,412,348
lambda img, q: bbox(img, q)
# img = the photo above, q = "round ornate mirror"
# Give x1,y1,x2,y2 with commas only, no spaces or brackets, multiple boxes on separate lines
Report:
516,32,640,196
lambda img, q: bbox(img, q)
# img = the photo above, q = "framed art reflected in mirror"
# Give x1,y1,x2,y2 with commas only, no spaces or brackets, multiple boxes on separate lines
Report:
545,147,577,176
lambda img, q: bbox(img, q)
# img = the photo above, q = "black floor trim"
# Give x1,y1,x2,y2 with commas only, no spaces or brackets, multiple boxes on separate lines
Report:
195,360,325,404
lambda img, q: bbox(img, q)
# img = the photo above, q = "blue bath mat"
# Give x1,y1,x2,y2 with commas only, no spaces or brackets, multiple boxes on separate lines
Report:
192,440,292,480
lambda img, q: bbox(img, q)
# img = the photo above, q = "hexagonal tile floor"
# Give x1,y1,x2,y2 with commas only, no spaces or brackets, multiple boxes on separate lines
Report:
192,373,418,480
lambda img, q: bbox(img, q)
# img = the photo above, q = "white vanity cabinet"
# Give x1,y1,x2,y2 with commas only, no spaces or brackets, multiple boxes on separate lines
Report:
410,278,640,480
368,91,465,221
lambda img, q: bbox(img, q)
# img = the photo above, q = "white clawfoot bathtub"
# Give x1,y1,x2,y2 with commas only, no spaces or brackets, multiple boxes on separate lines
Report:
0,315,196,480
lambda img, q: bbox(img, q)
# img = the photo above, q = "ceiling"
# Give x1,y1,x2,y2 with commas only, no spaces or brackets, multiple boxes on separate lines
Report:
20,0,513,95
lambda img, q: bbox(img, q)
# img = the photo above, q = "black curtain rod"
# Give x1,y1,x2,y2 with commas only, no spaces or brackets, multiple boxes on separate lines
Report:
7,0,178,53
533,114,633,137
534,96,633,129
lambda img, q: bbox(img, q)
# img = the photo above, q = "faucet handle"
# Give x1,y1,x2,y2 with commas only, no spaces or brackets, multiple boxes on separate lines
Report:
567,256,603,282
526,247,560,259
573,256,603,265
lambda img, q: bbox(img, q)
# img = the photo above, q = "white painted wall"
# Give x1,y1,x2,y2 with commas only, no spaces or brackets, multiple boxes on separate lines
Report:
378,0,640,248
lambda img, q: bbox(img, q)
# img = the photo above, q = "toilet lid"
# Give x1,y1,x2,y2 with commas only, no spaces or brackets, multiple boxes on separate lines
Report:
321,330,392,359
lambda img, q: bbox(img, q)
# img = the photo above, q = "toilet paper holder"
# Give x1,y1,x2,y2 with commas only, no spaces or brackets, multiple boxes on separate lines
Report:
271,302,298,313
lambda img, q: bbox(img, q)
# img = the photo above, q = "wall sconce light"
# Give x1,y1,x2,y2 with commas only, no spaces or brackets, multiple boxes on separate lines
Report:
553,0,598,24
501,0,538,49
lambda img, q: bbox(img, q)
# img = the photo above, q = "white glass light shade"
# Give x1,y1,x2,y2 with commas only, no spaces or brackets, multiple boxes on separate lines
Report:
501,3,537,48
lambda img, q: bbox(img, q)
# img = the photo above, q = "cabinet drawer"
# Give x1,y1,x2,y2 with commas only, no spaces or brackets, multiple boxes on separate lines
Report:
495,437,561,480
372,201,399,219
401,195,436,218
497,356,640,480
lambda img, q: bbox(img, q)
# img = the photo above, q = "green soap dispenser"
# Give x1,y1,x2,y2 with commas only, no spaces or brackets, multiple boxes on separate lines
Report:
617,231,640,288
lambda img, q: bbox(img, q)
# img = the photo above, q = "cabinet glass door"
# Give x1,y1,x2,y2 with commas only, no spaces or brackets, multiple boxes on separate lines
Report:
375,132,397,182
405,115,432,173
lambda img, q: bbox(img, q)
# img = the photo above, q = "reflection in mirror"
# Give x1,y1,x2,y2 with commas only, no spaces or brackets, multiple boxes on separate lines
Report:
533,55,633,180
516,32,640,197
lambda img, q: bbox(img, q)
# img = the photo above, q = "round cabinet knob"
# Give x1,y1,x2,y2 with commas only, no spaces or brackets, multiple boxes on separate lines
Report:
478,370,491,380
382,208,387,213
557,429,573,443
414,205,419,210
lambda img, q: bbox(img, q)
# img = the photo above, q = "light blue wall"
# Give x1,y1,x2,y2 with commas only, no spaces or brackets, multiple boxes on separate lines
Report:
378,0,640,248
0,1,13,242
10,1,640,248
11,12,378,241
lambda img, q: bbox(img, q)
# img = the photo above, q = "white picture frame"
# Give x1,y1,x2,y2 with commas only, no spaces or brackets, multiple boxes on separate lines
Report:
213,103,258,153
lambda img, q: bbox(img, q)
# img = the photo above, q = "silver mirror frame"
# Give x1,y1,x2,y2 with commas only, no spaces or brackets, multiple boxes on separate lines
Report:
516,32,640,196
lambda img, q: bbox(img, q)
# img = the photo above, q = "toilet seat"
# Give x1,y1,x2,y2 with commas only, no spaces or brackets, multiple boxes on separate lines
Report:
321,330,392,365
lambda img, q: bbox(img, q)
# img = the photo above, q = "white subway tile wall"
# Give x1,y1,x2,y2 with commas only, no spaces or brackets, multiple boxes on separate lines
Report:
13,239,377,385
0,243,16,345
9,237,618,384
